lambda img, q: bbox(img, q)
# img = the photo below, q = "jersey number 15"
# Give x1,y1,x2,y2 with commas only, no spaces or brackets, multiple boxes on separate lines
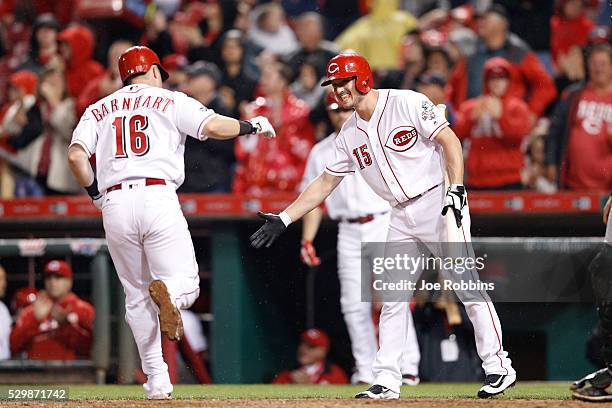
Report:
112,115,150,158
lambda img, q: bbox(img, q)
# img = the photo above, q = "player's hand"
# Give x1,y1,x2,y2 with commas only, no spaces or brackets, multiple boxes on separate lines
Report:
250,212,287,248
249,116,276,139
441,184,467,228
91,193,105,210
570,367,612,391
300,240,321,267
33,294,53,321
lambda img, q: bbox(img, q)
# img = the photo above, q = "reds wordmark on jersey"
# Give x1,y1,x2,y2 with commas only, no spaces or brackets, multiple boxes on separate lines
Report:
325,89,449,205
70,84,216,192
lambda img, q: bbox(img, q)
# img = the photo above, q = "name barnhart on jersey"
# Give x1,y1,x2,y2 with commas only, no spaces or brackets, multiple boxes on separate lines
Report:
90,95,174,122
372,279,495,292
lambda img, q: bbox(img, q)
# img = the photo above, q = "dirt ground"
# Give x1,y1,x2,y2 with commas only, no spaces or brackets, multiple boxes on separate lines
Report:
1,398,599,408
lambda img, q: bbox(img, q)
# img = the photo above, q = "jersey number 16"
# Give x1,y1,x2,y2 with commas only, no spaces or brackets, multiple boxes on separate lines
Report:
113,114,150,158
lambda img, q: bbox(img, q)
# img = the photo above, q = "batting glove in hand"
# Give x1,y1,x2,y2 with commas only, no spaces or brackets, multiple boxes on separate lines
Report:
441,184,467,228
92,193,105,210
250,212,287,248
249,116,276,139
571,367,612,391
300,240,321,267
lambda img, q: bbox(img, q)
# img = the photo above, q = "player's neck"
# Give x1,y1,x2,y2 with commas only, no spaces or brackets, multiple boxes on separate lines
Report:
355,90,379,122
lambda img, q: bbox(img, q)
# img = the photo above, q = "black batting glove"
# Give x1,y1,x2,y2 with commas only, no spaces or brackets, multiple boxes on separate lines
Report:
250,211,287,248
441,184,467,228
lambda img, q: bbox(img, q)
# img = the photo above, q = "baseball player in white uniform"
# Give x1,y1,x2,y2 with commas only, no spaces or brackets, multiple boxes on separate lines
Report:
67,46,275,399
251,53,516,399
299,92,420,385
0,264,10,360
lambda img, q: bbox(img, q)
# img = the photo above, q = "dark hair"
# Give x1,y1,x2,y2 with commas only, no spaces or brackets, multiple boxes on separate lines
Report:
275,62,294,84
29,14,60,60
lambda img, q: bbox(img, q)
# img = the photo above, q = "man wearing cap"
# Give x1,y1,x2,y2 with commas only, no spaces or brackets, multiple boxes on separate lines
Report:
251,52,517,399
272,328,348,384
180,61,235,193
67,45,275,399
0,264,11,360
10,260,95,360
447,4,556,120
299,91,420,385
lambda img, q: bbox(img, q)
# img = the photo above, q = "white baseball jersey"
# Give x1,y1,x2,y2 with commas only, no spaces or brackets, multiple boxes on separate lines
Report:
324,89,448,205
0,301,11,360
70,84,217,192
299,132,389,220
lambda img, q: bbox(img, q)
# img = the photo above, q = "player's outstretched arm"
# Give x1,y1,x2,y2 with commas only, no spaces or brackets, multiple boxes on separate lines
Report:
202,115,275,140
67,145,104,209
435,127,468,228
250,172,343,249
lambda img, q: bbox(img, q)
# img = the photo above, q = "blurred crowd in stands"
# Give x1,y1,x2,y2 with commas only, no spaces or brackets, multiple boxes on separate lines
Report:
0,0,610,199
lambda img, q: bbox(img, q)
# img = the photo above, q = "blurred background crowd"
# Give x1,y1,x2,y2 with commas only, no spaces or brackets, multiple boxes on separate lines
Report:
0,0,610,199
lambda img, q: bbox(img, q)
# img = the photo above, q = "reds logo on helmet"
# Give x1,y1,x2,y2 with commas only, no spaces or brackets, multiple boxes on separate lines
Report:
385,126,418,152
321,53,373,94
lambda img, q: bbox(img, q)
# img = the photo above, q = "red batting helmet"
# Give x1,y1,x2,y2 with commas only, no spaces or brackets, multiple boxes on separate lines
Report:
118,46,169,84
321,53,373,94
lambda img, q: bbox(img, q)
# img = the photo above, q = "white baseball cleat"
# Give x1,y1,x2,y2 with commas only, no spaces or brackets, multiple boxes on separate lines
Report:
477,373,516,398
355,384,400,399
143,373,173,400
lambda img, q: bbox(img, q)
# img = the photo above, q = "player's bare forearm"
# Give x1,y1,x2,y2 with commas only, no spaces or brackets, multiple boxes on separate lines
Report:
67,144,94,187
435,127,464,185
285,173,342,223
302,206,324,242
202,115,241,140
202,115,275,140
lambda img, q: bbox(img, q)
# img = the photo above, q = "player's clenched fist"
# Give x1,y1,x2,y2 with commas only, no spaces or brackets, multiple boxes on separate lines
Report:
249,116,276,139
300,240,321,267
441,184,467,228
250,211,287,248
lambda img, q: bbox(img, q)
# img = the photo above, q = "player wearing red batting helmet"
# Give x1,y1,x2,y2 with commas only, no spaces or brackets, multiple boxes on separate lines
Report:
118,46,169,85
320,53,375,114
253,49,517,399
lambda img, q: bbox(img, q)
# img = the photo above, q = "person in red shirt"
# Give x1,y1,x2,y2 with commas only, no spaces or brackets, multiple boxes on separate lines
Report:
446,4,556,120
453,57,532,190
10,260,94,360
76,39,133,116
547,43,612,191
272,329,348,385
550,0,595,70
57,25,104,101
233,62,315,196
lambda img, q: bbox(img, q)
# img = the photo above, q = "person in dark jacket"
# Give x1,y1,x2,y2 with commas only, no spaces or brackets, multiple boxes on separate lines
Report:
179,61,235,193
546,42,612,191
19,14,61,75
446,4,556,120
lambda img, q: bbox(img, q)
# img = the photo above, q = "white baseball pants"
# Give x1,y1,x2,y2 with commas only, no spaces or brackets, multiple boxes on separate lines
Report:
372,183,515,393
338,212,420,384
101,180,200,389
